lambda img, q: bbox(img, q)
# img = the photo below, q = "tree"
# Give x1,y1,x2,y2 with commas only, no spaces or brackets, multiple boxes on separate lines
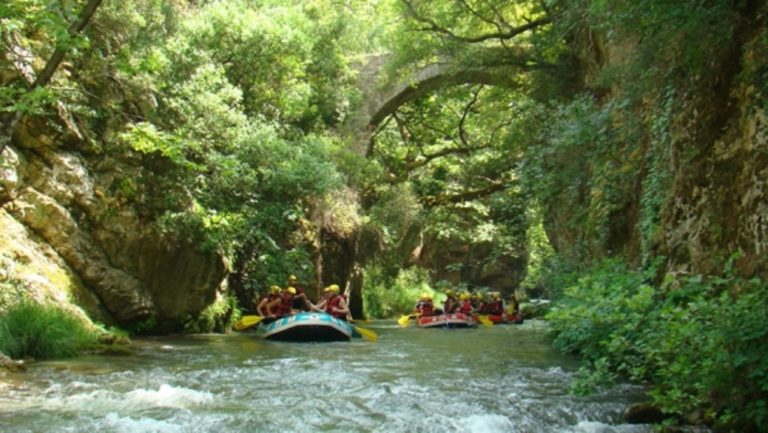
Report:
0,0,104,154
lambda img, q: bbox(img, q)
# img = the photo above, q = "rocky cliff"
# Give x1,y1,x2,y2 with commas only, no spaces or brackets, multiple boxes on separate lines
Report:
1,106,227,329
544,5,767,279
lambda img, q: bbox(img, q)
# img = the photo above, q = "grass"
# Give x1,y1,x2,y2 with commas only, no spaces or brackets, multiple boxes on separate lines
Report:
0,300,97,359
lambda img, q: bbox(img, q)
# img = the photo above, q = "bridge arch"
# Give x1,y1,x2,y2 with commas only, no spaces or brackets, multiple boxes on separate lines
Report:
348,55,522,156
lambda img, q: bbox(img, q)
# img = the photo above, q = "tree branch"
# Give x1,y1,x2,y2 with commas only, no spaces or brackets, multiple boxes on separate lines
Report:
458,86,483,148
402,0,551,44
392,111,412,145
425,181,508,206
31,0,104,89
1,0,103,156
457,0,503,30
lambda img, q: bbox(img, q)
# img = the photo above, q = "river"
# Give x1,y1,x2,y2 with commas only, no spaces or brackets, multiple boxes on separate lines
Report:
0,320,652,433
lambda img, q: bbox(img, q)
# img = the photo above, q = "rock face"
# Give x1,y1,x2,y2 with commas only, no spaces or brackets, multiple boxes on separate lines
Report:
0,118,227,328
412,234,527,294
545,11,768,280
661,77,768,277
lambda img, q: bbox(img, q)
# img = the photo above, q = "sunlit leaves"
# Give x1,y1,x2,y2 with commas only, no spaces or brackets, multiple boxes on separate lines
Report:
386,0,555,78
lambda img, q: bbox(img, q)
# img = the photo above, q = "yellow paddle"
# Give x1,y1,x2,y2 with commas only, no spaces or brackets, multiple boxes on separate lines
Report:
398,314,421,327
476,315,494,328
234,315,263,331
352,325,378,342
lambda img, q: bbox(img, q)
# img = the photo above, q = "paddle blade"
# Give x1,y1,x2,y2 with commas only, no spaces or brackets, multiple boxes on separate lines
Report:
234,315,263,331
397,315,412,327
353,325,378,342
477,315,493,328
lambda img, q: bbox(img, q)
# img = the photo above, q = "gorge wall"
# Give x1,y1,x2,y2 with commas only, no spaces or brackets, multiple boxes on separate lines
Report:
543,4,767,279
0,69,228,329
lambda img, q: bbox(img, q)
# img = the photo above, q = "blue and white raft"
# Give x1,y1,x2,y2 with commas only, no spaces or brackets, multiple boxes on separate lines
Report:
257,312,356,342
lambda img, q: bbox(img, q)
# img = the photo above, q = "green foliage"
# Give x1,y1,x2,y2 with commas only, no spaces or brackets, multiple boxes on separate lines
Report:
362,265,435,318
572,0,740,90
94,1,360,304
639,86,675,264
548,259,768,431
364,83,535,282
519,205,556,295
387,0,555,77
184,294,240,333
0,300,97,359
161,0,360,130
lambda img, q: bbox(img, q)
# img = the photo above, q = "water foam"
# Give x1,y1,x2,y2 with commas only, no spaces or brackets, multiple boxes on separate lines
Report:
125,384,215,409
94,413,184,433
455,414,515,433
50,383,214,414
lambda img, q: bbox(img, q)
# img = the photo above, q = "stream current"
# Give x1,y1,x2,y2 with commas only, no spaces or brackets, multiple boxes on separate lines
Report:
0,320,653,433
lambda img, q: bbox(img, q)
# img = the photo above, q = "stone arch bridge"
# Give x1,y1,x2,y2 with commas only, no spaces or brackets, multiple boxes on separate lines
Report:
344,54,522,156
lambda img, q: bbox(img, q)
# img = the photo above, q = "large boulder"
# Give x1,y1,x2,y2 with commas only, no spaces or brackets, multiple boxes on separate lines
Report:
8,187,155,322
413,235,527,293
2,138,227,327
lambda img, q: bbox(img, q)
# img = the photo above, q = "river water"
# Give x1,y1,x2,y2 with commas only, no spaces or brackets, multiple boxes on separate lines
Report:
0,320,652,433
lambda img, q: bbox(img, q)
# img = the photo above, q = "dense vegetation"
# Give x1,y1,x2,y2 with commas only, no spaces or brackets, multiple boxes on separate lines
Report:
548,259,768,431
2,0,766,430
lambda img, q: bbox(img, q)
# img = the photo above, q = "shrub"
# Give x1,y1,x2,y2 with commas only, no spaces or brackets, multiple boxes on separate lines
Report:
362,265,434,318
547,259,768,431
184,294,240,333
0,301,97,359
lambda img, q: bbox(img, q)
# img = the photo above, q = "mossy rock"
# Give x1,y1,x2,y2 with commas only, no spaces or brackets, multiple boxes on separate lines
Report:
521,299,551,318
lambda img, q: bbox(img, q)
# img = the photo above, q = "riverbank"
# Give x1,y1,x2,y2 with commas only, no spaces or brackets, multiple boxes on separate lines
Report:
546,260,768,433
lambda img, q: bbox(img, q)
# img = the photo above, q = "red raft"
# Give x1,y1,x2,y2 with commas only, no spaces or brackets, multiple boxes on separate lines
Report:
417,313,477,328
486,312,525,324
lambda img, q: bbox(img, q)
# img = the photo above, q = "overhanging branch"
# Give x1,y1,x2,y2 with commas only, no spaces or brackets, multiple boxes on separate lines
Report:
402,0,551,44
424,181,508,206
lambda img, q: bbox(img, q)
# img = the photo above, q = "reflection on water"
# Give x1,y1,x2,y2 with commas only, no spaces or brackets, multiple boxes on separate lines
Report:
0,320,652,433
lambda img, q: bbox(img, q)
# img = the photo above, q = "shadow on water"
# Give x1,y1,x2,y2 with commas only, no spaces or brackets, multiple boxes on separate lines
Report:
0,320,654,433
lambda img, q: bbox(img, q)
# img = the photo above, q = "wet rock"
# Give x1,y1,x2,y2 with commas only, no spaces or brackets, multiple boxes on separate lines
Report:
625,402,668,424
521,299,551,318
0,352,27,373
0,145,25,203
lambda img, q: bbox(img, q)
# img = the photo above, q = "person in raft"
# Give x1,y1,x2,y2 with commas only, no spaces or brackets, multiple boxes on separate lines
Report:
485,292,505,315
262,285,296,319
442,289,459,314
472,292,487,314
280,286,297,316
458,292,474,315
414,293,435,317
286,274,310,311
507,293,520,317
311,284,350,320
257,285,282,323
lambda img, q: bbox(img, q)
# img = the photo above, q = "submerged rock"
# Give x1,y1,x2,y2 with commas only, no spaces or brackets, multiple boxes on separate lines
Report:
625,402,671,424
0,352,27,373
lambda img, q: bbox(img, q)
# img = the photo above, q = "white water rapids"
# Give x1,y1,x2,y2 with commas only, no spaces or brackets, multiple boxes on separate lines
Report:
0,320,654,433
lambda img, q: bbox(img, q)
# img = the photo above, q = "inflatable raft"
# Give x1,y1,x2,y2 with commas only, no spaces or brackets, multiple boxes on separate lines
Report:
417,313,477,328
258,312,355,342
